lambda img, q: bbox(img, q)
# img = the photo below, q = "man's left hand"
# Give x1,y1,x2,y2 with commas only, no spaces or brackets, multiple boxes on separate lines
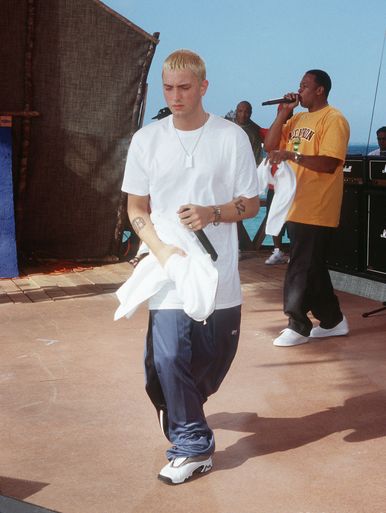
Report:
266,150,295,165
178,204,212,231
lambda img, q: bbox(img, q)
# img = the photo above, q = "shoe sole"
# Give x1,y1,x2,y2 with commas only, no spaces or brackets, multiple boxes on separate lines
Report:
158,461,213,485
273,338,309,347
309,330,349,338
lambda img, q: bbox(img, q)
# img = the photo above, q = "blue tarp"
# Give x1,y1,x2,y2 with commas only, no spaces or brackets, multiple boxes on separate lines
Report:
0,121,19,278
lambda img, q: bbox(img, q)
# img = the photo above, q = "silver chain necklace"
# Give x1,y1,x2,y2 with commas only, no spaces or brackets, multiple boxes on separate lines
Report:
173,114,209,168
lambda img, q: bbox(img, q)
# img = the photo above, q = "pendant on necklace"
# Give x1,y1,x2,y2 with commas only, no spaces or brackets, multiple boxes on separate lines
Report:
185,154,193,168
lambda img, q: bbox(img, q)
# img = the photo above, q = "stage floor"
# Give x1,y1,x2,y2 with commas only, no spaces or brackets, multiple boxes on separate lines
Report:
1,250,385,513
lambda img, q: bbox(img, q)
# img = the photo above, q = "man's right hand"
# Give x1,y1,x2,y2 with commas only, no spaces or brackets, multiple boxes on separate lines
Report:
156,244,186,267
279,93,299,115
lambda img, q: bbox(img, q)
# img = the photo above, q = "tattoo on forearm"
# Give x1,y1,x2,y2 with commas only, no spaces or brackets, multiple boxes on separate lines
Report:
234,198,246,216
132,216,146,234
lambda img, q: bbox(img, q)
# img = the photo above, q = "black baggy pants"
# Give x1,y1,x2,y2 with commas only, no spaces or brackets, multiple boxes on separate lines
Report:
284,221,343,336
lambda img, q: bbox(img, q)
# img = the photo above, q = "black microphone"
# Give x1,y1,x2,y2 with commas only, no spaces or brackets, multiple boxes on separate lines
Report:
261,97,295,106
194,229,218,262
181,208,218,261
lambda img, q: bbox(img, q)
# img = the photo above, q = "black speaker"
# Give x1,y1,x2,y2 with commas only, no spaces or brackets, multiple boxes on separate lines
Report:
326,184,365,272
343,155,366,185
367,157,386,186
366,189,386,277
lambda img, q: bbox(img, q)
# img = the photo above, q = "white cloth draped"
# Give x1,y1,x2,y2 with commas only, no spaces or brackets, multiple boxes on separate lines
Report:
114,214,219,322
257,160,297,236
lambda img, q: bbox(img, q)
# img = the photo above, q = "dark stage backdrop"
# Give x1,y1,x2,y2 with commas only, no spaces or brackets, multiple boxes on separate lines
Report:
0,0,158,259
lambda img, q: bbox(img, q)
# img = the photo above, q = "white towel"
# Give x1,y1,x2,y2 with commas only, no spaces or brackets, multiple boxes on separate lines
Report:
257,160,297,236
114,253,169,321
114,214,218,322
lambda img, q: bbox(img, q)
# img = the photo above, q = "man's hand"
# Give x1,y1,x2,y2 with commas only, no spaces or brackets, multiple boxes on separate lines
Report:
266,149,296,166
178,204,212,231
157,244,186,267
281,92,299,113
273,93,299,121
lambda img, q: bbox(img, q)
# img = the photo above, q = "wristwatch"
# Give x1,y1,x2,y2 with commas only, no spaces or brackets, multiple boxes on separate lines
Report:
212,206,221,226
294,151,303,163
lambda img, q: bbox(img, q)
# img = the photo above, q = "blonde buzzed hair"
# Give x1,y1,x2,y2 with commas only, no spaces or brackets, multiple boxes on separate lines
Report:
163,49,206,82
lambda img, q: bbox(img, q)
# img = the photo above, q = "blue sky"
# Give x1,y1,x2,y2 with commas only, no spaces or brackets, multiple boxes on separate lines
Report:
104,0,386,147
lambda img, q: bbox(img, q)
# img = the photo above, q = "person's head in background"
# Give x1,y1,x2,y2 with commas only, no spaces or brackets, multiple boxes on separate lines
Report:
235,101,252,126
376,126,386,154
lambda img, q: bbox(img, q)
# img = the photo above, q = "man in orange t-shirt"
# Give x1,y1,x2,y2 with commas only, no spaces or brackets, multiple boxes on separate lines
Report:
264,69,350,347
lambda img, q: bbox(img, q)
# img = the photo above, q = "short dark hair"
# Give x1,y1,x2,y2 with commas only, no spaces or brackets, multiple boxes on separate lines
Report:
306,69,332,98
376,126,386,135
237,101,252,112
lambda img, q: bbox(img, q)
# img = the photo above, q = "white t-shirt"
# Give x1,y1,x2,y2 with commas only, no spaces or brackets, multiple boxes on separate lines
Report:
122,113,258,310
368,148,380,156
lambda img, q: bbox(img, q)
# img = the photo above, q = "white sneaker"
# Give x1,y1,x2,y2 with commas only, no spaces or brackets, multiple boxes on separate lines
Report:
158,455,213,485
273,328,309,347
310,316,349,338
265,248,287,265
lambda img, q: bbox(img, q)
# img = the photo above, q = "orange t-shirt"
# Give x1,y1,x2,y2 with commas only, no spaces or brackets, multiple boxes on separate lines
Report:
280,105,350,227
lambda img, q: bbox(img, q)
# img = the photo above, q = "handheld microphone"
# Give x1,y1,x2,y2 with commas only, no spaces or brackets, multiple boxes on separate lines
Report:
261,97,296,106
194,229,218,262
181,208,218,261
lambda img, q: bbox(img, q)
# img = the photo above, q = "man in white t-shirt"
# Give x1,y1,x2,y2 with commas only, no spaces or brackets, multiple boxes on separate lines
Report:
121,49,259,484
